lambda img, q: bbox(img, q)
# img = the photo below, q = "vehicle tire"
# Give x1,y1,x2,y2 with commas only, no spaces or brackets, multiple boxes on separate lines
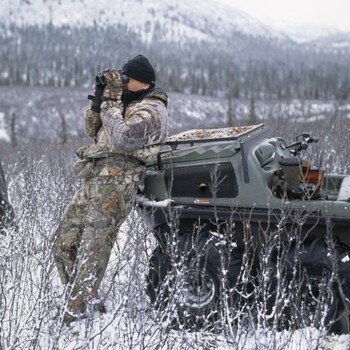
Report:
281,239,350,334
146,245,172,305
336,243,350,332
146,231,243,330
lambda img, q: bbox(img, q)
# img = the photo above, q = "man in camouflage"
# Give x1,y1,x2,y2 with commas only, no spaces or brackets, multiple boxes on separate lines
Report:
53,55,168,324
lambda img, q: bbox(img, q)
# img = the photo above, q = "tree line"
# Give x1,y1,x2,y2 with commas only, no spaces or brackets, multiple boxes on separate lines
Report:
1,23,350,101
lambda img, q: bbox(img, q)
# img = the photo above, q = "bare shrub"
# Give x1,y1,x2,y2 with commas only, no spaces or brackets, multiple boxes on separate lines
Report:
1,95,350,348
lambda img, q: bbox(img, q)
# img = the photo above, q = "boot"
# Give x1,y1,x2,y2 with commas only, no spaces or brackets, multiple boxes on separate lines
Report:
88,289,107,314
63,294,87,325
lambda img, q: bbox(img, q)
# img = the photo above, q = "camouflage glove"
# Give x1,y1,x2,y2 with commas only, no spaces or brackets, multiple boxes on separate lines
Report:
101,69,123,109
84,108,102,138
89,82,104,113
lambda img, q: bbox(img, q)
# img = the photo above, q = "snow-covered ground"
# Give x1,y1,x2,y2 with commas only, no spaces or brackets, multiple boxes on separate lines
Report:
2,170,350,350
1,87,350,349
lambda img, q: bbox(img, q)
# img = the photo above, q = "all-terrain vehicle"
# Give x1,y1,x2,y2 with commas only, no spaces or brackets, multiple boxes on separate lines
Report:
137,124,350,334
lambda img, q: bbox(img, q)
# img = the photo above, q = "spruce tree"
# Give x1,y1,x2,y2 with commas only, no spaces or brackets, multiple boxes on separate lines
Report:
59,113,68,145
226,94,235,127
247,95,257,125
10,111,18,148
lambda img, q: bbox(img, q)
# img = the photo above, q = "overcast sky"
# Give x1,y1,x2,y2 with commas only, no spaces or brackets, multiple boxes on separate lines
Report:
217,0,350,31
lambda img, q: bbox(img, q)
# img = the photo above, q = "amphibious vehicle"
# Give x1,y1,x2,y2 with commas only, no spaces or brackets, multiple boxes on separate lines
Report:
137,124,350,333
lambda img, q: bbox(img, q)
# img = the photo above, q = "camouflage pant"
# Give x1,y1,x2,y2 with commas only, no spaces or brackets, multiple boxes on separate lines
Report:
53,169,142,298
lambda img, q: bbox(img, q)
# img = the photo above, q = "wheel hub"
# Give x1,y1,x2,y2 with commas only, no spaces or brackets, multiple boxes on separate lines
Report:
300,277,337,316
177,268,216,309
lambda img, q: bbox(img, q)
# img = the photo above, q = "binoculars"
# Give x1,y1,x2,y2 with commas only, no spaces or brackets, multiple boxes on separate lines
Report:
95,73,107,86
95,71,130,87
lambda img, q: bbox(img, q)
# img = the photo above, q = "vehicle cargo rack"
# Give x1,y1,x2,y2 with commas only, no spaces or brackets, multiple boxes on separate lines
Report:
157,123,269,183
163,123,265,149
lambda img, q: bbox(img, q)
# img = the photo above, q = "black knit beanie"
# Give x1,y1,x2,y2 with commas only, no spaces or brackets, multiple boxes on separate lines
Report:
122,55,156,84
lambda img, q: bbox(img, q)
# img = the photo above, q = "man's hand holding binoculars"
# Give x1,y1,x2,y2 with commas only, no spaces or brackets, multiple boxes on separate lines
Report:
88,69,125,112
85,69,125,138
101,69,123,106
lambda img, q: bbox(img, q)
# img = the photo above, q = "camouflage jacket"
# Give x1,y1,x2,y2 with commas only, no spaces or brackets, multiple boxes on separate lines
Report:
74,88,168,178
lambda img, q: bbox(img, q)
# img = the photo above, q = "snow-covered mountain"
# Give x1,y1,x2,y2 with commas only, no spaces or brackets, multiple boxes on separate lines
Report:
307,32,350,49
268,22,350,48
2,0,350,50
269,23,341,43
0,0,289,43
